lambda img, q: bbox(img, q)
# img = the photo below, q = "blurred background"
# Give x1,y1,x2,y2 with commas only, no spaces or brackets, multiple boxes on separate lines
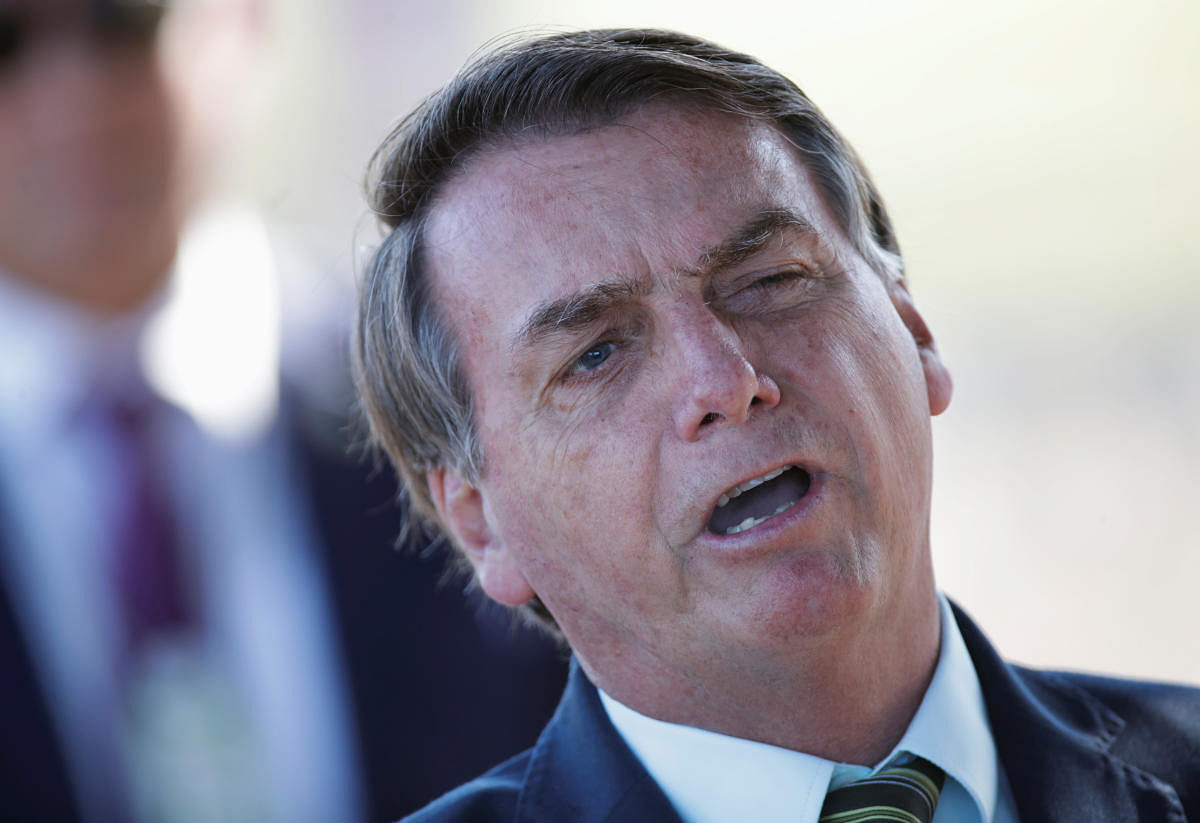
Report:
0,2,572,821
241,0,1198,683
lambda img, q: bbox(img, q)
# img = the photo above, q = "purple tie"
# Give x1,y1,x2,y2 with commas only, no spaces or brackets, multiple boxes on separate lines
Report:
99,392,199,665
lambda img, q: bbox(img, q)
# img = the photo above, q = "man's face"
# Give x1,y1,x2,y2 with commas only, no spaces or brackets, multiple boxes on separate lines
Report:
0,0,179,309
425,105,952,713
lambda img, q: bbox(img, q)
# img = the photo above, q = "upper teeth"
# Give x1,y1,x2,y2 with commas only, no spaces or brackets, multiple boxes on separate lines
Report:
716,466,791,508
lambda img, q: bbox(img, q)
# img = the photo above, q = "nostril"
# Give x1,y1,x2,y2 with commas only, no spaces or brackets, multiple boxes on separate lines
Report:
699,412,720,426
749,396,762,407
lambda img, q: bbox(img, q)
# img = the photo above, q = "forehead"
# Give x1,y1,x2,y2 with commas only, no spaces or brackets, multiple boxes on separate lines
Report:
423,105,830,339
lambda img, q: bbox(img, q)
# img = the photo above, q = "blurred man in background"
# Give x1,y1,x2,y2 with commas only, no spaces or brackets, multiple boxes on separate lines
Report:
0,1,567,820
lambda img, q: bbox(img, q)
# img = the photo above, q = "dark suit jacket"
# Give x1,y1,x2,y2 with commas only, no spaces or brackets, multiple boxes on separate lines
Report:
0,407,569,822
406,603,1200,822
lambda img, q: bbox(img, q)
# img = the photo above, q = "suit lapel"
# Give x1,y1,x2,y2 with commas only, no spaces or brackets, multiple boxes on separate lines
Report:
953,603,1186,823
494,606,1187,822
516,662,683,823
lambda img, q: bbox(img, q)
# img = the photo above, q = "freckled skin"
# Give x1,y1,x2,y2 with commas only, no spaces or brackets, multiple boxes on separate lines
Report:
426,104,953,763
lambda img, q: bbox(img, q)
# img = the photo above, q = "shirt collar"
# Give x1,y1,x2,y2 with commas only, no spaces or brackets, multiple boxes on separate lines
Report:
600,689,834,823
889,593,999,820
598,594,998,823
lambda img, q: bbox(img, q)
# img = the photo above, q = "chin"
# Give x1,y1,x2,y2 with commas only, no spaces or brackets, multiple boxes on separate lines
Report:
729,548,877,647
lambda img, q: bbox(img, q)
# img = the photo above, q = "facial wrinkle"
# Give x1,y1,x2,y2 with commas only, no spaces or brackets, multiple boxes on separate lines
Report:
690,208,817,280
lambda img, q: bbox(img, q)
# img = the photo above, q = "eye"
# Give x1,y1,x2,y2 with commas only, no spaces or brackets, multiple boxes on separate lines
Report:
720,266,824,315
750,270,805,289
571,341,617,374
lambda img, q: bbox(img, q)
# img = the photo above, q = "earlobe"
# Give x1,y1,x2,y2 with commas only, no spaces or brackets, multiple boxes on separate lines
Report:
426,467,537,607
889,282,954,417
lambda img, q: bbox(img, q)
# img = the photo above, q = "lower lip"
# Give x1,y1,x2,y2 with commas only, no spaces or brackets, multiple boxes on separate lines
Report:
700,471,828,553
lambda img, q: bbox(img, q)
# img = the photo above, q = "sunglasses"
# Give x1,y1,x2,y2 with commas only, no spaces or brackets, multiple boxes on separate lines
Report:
0,1,167,70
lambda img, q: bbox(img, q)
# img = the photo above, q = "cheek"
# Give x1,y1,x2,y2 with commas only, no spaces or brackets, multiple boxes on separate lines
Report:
808,290,924,414
0,96,50,219
764,295,928,480
484,400,679,598
485,413,646,548
761,299,873,408
832,313,935,538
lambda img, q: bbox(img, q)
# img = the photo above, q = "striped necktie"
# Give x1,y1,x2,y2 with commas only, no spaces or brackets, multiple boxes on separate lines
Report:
819,756,946,823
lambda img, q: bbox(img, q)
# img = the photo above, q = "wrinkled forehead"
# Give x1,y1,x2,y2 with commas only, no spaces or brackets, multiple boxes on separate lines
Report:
422,105,828,324
433,105,785,226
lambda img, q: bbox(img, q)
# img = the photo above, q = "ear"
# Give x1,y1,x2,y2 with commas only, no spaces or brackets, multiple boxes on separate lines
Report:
890,281,953,416
426,467,537,607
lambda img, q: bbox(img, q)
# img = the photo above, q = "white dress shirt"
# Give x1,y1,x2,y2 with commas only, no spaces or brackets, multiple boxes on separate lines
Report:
0,206,363,823
600,595,1020,823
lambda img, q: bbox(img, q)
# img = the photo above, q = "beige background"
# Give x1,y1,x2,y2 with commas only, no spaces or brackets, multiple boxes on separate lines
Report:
238,0,1199,684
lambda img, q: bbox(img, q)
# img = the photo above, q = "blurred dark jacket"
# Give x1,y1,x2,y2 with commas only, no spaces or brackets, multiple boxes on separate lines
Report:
0,391,568,821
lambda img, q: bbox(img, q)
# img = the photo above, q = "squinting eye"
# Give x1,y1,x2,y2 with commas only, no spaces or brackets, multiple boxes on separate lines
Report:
573,341,617,372
753,270,803,288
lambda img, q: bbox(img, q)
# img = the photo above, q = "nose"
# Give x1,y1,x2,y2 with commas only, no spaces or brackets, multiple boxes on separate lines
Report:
670,309,781,442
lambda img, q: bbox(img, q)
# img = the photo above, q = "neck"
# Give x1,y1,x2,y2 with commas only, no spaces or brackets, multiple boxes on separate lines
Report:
0,210,178,316
588,584,942,766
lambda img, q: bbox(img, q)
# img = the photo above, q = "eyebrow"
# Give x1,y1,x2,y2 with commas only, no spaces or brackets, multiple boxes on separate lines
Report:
691,208,817,278
516,278,650,348
513,207,816,349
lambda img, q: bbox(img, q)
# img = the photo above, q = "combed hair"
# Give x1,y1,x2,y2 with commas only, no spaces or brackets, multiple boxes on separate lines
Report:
354,27,904,556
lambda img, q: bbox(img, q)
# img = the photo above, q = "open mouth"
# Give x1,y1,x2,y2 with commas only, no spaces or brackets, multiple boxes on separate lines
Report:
707,466,813,536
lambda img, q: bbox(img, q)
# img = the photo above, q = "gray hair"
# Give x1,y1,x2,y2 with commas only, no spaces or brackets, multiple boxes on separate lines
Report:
354,28,904,548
